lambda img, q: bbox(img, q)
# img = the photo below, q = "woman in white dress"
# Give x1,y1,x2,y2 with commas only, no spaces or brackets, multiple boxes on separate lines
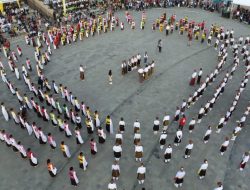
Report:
98,127,106,144
38,127,47,144
17,141,27,158
75,127,84,144
61,141,71,158
1,102,9,121
64,121,72,138
48,133,57,149
94,110,101,128
27,148,38,166
32,122,39,139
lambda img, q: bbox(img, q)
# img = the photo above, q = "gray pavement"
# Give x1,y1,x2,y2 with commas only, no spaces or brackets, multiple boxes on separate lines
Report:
0,7,250,190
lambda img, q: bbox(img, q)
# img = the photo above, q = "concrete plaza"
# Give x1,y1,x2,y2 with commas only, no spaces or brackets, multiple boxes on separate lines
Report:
0,7,250,190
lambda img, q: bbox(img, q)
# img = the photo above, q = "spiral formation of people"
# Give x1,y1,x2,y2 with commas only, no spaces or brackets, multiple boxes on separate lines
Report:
0,0,250,190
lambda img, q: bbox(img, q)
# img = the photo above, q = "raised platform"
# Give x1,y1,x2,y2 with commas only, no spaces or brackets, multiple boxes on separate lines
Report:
27,0,53,18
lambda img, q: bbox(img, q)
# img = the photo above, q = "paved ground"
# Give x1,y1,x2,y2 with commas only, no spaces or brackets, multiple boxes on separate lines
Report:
0,7,250,190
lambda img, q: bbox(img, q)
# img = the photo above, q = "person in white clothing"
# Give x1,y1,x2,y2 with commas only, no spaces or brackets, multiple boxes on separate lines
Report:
47,159,57,177
159,131,167,149
231,125,242,141
119,117,125,133
79,65,85,80
220,137,229,155
164,144,172,163
198,159,208,179
69,167,79,186
47,133,56,149
17,141,27,158
137,163,146,184
134,130,141,145
108,179,117,190
75,127,84,144
61,141,71,158
216,116,225,133
135,143,143,162
240,152,249,171
115,132,123,145
111,161,120,180
174,167,186,188
203,126,212,143
197,106,205,123
162,113,170,130
134,120,140,133
113,143,122,161
184,140,194,159
197,68,203,84
174,129,183,146
214,181,223,190
153,117,160,134
38,127,47,144
1,102,9,121
188,118,196,133
189,70,197,86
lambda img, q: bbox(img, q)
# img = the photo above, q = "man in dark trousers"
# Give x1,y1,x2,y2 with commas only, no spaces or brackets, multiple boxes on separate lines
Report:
158,39,162,53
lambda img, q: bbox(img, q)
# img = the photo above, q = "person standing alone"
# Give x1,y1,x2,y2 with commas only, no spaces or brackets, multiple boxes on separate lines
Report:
158,39,162,53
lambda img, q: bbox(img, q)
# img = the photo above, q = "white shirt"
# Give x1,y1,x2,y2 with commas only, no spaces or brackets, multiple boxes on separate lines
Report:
165,147,172,154
199,108,205,114
119,120,125,126
242,155,250,164
115,134,123,140
154,120,160,125
204,129,212,136
176,131,183,138
186,143,193,150
200,163,208,171
0,132,4,141
111,164,120,171
240,116,246,123
134,121,140,128
210,97,216,104
214,186,223,190
192,72,197,78
108,183,117,190
113,145,122,153
135,145,143,152
198,70,203,76
189,120,196,125
219,117,225,124
134,133,141,139
160,133,167,140
175,109,180,116
181,102,187,108
138,68,144,74
80,67,84,72
163,115,170,122
234,126,241,133
175,171,186,179
205,102,210,109
137,166,146,174
222,140,229,147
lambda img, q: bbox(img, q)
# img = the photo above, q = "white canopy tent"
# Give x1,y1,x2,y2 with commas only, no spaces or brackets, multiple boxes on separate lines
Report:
232,0,250,7
0,0,18,3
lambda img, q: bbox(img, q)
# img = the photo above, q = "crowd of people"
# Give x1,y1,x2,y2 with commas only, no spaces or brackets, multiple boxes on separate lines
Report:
232,5,250,24
0,5,250,190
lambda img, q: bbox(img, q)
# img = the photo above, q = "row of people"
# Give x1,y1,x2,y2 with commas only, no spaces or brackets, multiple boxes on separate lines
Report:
121,53,141,74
